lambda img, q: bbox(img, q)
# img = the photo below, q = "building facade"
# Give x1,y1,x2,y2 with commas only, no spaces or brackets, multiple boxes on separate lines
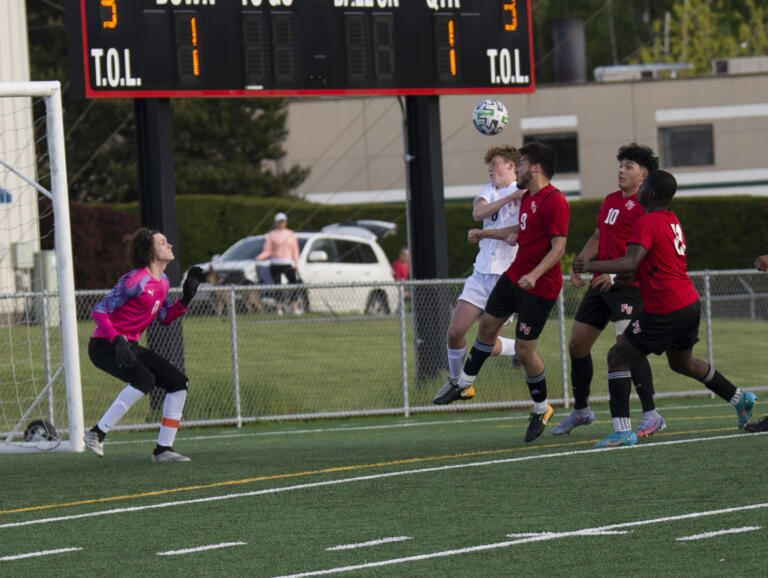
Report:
283,73,768,204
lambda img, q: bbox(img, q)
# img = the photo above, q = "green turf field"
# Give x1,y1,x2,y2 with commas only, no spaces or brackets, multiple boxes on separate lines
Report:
2,398,767,576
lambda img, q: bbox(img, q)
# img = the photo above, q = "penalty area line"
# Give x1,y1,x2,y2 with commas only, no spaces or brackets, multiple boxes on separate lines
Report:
0,547,82,561
326,536,413,551
157,541,247,556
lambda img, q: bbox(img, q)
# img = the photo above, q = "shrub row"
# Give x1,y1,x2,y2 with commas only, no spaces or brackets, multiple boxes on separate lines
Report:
68,194,768,289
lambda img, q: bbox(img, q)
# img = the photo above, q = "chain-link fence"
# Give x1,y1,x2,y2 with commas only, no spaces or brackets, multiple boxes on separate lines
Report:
46,270,768,430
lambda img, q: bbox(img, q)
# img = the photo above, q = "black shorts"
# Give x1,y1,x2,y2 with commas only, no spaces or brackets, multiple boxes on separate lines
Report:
485,274,557,340
575,284,644,330
88,337,188,394
622,300,701,355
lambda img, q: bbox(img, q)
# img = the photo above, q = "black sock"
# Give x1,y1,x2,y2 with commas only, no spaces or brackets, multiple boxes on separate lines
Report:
570,354,592,409
463,340,494,377
526,372,547,404
608,370,632,418
701,365,737,402
90,425,106,442
630,357,656,412
153,445,172,455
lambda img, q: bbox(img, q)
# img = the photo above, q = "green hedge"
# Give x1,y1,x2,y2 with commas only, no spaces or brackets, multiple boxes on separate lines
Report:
81,195,768,288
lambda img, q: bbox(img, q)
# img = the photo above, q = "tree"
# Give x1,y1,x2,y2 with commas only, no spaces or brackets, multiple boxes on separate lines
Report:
25,0,308,203
633,0,768,74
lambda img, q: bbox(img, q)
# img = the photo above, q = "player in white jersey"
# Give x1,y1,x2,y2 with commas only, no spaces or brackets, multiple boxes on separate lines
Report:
434,145,523,404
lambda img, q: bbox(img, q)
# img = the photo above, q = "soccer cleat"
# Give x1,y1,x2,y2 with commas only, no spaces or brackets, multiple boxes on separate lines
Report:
524,404,554,442
735,391,758,429
595,430,637,448
551,409,595,435
151,449,191,463
433,380,475,405
744,416,768,433
636,413,667,438
83,430,104,457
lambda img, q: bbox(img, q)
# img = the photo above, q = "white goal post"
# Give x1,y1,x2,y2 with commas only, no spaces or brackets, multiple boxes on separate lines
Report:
0,81,83,453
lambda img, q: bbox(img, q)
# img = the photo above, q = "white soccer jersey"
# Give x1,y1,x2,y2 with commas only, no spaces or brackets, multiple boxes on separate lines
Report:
472,181,520,275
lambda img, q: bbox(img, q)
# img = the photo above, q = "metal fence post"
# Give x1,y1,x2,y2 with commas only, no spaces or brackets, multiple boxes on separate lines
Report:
228,288,243,428
398,284,410,417
557,290,569,408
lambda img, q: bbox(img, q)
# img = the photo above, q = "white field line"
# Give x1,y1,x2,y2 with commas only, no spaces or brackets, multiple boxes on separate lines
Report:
107,402,735,446
0,547,82,561
274,510,768,578
157,541,247,556
676,526,762,542
326,536,413,551
506,530,629,538
0,432,760,531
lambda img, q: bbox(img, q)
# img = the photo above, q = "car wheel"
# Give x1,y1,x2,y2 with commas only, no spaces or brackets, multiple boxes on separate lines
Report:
365,290,390,315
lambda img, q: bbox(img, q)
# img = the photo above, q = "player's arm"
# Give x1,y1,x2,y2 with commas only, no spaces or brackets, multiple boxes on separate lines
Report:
575,243,647,275
517,235,567,291
468,225,519,244
472,193,519,221
570,228,600,288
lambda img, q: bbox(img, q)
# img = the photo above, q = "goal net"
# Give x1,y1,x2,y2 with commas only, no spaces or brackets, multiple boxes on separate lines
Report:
0,81,83,453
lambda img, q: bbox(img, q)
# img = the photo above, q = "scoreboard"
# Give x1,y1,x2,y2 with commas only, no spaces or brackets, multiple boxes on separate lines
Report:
66,0,535,98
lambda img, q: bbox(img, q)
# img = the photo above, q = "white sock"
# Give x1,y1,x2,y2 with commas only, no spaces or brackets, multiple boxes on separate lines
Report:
642,409,659,419
447,346,467,381
498,337,516,356
612,417,632,432
457,372,475,389
533,400,549,414
98,385,145,433
157,389,187,448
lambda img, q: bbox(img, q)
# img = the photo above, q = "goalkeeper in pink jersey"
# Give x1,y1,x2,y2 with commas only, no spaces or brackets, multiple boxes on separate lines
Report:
83,228,206,462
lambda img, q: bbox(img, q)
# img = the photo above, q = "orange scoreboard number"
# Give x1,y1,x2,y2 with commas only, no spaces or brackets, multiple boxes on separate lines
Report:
504,1,518,32
100,0,117,30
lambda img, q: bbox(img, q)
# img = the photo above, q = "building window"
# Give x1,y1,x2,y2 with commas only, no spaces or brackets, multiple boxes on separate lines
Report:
658,125,714,167
523,133,579,173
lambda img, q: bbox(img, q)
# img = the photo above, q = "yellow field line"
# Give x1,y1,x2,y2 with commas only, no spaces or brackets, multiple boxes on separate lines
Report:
0,425,736,517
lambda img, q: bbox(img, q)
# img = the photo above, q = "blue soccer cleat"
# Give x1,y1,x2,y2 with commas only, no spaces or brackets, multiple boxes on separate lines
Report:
736,391,758,429
595,430,637,448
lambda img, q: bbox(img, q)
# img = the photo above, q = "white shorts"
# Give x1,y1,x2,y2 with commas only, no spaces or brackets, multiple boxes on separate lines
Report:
457,271,501,310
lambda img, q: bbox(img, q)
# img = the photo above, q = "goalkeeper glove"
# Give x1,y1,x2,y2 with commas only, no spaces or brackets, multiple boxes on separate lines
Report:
181,266,206,306
113,335,138,369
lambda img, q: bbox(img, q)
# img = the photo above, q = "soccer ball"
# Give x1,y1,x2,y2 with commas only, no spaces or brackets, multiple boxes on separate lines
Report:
472,99,509,136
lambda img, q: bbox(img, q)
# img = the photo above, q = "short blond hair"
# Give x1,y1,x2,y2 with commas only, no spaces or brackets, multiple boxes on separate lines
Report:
484,145,520,166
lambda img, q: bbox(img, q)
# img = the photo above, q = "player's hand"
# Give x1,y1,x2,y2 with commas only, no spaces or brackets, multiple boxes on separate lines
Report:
572,256,587,275
505,231,518,246
113,335,137,369
590,274,613,292
755,254,768,272
181,266,206,305
613,272,635,287
570,271,585,288
468,229,483,244
518,273,536,291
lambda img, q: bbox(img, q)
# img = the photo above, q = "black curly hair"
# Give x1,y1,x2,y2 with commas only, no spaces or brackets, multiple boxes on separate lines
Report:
617,143,659,172
126,227,160,269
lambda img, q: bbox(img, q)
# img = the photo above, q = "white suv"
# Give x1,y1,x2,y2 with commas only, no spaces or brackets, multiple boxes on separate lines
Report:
198,226,398,315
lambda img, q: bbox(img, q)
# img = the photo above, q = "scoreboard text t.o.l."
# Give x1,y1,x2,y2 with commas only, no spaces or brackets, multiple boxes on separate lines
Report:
66,0,535,98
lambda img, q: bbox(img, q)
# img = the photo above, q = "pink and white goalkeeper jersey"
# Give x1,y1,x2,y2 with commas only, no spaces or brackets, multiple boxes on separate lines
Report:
91,268,187,342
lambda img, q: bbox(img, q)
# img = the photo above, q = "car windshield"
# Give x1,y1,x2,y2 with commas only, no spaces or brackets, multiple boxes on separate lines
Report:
220,238,264,261
218,236,309,261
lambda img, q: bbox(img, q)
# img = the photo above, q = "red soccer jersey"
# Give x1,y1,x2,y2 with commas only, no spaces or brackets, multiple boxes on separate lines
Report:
506,184,570,300
597,190,645,260
627,209,699,314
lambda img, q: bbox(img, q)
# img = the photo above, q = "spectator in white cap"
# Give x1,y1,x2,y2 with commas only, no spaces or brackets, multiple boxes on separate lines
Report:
255,212,302,315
